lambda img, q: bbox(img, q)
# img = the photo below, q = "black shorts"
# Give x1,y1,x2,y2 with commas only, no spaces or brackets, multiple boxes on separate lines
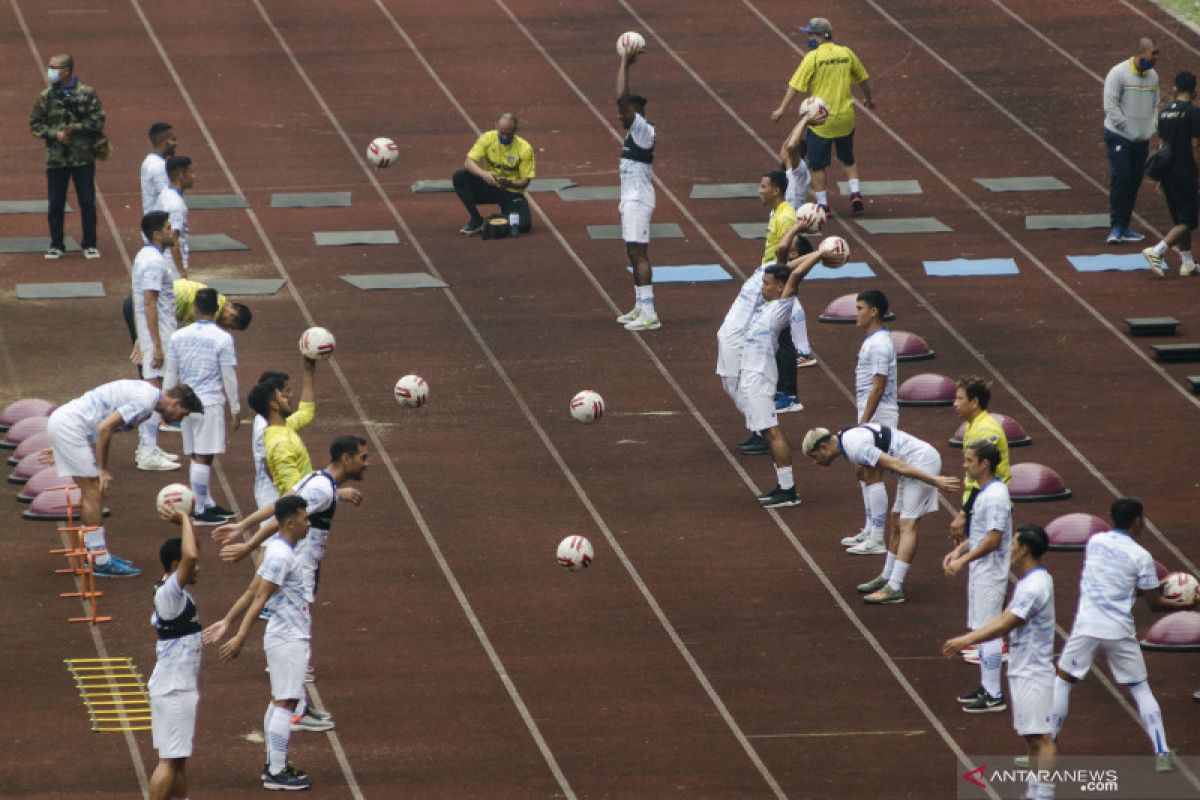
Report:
1163,173,1199,228
806,129,855,171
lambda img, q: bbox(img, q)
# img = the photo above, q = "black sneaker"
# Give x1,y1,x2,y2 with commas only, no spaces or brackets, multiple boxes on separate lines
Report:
737,432,763,449
758,486,800,508
957,686,986,705
263,762,308,781
962,692,1006,714
192,508,228,527
850,192,865,215
207,504,237,519
263,763,311,790
739,436,771,455
459,220,484,236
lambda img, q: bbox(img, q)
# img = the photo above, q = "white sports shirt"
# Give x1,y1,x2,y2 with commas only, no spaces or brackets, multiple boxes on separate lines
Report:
252,415,278,509
785,161,812,210
837,423,932,469
132,244,179,346
155,185,189,270
618,113,656,208
140,152,168,216
166,320,237,408
58,380,161,434
718,267,767,344
292,470,336,561
1008,566,1056,680
259,534,311,647
147,573,202,696
739,296,793,384
967,479,1013,588
855,328,898,417
1071,530,1160,640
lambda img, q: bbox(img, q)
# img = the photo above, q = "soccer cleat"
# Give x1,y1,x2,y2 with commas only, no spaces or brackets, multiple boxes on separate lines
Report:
758,485,801,508
962,692,1007,713
192,509,227,526
1155,751,1177,773
82,247,101,259
957,686,986,705
864,585,905,604
1143,247,1165,277
263,764,311,791
136,449,181,471
624,314,661,331
796,354,818,369
850,192,865,215
207,504,237,520
846,539,887,555
616,307,640,324
1120,229,1145,243
841,528,870,547
290,708,335,732
1182,262,1197,277
857,575,887,594
44,247,65,260
459,220,485,236
94,558,141,578
1106,227,1123,245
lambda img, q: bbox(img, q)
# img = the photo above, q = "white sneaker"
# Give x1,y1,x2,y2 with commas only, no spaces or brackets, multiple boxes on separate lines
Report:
154,446,180,462
136,449,181,471
1182,262,1197,277
616,307,640,324
624,314,661,331
82,247,101,260
846,539,888,555
840,528,870,547
1143,247,1165,277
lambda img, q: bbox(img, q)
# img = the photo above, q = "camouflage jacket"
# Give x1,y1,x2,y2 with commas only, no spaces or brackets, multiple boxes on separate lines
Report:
29,79,106,168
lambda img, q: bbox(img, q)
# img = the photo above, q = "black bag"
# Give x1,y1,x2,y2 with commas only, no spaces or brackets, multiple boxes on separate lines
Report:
1145,141,1173,181
481,214,512,240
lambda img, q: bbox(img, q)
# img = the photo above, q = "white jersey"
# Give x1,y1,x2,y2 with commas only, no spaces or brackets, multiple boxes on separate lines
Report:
140,152,168,216
1008,567,1056,680
132,244,179,345
292,470,337,560
967,479,1013,588
167,320,236,407
1072,530,1160,640
252,415,278,508
155,185,189,270
718,266,766,344
259,535,311,646
785,161,812,209
618,113,656,208
739,296,793,384
837,423,932,469
57,380,160,435
855,328,899,418
148,573,202,696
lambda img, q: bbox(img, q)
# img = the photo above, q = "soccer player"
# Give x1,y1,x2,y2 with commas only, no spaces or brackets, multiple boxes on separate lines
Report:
250,373,317,500
950,376,1010,543
941,441,1012,712
614,49,659,332
207,495,314,790
172,278,252,330
803,424,959,604
252,359,316,511
155,155,193,278
148,504,202,800
44,379,202,577
163,288,240,525
140,122,176,216
757,171,803,413
841,290,899,556
779,108,820,372
1051,497,1197,773
132,211,183,472
943,525,1057,800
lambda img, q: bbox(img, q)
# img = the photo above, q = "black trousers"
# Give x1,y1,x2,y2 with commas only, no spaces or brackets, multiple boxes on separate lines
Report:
775,328,798,396
451,170,531,232
121,293,143,379
47,162,97,249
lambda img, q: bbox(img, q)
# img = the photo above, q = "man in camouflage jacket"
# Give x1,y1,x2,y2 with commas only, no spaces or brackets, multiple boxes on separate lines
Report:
29,53,105,260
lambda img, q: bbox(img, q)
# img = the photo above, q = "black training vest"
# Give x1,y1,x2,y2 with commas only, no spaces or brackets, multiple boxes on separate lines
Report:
152,579,202,641
621,122,654,165
837,424,893,459
295,469,338,531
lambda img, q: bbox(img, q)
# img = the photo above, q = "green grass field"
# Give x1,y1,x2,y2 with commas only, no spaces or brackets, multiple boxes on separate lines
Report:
1156,0,1200,26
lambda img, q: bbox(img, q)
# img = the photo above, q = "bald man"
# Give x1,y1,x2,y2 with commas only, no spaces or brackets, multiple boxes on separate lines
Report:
1103,37,1159,245
452,113,535,236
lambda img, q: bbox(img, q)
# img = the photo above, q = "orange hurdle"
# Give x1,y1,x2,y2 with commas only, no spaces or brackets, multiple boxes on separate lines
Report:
61,542,111,625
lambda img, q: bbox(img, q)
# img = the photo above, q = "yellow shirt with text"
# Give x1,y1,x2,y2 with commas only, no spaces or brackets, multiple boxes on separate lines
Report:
788,42,869,139
763,201,797,266
467,131,536,193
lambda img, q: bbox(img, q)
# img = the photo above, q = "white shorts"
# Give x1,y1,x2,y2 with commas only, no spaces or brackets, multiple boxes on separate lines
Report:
857,400,899,429
1009,673,1055,736
721,376,741,411
181,403,224,456
892,448,940,519
967,574,1007,630
737,371,777,433
620,199,653,244
151,689,198,758
1057,633,1147,684
265,639,310,701
46,413,97,479
716,335,743,379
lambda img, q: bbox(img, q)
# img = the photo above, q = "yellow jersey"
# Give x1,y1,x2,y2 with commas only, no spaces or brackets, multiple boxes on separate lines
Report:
467,131,536,193
763,201,797,265
263,401,315,495
962,410,1011,503
788,42,869,139
173,278,227,325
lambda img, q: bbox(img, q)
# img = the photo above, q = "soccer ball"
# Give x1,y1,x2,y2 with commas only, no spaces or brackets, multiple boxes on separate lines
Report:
394,374,429,408
616,31,646,56
800,95,829,124
298,327,336,360
570,390,604,423
556,535,594,571
366,137,398,168
817,235,850,268
156,483,194,516
795,202,827,234
1162,572,1199,603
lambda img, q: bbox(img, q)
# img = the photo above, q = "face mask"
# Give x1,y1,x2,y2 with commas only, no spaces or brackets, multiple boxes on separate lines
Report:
47,68,62,83
1137,57,1155,72
807,38,821,50
498,133,513,145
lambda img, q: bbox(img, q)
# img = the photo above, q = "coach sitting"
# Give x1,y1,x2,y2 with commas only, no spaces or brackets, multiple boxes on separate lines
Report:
452,112,535,236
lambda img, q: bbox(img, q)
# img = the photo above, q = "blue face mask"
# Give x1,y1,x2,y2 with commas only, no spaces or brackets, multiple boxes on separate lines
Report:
1137,57,1155,72
807,38,821,50
498,133,514,145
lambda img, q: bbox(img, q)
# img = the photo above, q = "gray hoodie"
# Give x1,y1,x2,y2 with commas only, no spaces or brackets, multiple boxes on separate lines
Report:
1104,58,1159,142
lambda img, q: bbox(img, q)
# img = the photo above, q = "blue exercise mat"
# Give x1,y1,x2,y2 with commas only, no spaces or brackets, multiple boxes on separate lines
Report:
626,264,731,283
1067,254,1149,273
808,261,875,280
923,258,1019,277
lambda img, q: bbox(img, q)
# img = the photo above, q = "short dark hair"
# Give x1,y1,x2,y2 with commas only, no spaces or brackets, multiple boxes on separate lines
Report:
248,381,278,420
141,210,170,240
149,122,173,143
228,302,252,331
274,494,308,524
1016,524,1048,559
1110,496,1144,530
857,289,889,318
764,263,791,284
166,155,192,181
966,440,1001,473
330,435,366,462
194,288,219,316
1176,71,1197,94
763,170,789,195
160,537,183,572
629,94,648,114
957,375,992,409
166,384,204,414
257,370,289,390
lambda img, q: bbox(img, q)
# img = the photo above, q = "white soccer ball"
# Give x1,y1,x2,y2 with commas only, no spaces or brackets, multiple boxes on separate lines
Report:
616,31,646,56
556,535,594,571
570,390,605,423
795,202,827,234
298,327,336,360
1162,572,1199,603
156,483,194,516
800,95,829,124
394,374,429,408
366,137,398,168
817,235,850,268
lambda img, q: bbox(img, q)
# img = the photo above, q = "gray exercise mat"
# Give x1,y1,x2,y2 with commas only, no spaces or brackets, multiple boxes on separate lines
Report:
528,178,577,192
974,176,1069,192
836,180,923,195
0,236,80,253
0,200,71,214
557,186,622,201
270,192,351,208
341,273,448,290
411,180,454,193
187,194,249,210
730,223,766,239
314,230,399,246
856,217,951,235
690,183,759,200
190,234,250,252
17,282,105,299
587,223,685,240
204,278,286,296
1026,214,1108,230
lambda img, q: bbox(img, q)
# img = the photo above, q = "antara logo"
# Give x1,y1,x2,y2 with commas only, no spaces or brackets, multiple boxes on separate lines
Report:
962,765,987,789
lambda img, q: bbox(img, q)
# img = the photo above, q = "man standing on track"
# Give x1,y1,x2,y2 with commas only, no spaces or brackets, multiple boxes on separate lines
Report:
1103,38,1158,245
771,18,874,216
452,113,535,236
141,123,176,217
614,48,660,332
949,376,1010,543
156,156,193,278
779,109,820,373
1143,71,1200,277
252,358,316,511
756,170,803,413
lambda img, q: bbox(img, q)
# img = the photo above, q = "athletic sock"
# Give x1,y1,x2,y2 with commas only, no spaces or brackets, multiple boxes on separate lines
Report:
815,190,828,206
83,526,111,566
138,412,160,451
1152,241,1169,257
267,705,292,774
1051,677,1072,740
190,463,212,512
1036,778,1056,799
865,482,888,543
632,285,644,314
775,465,794,491
640,286,656,318
1025,773,1038,800
886,559,909,591
978,638,1003,697
1128,680,1169,754
859,481,871,533
263,704,275,765
882,551,896,580
848,178,861,194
